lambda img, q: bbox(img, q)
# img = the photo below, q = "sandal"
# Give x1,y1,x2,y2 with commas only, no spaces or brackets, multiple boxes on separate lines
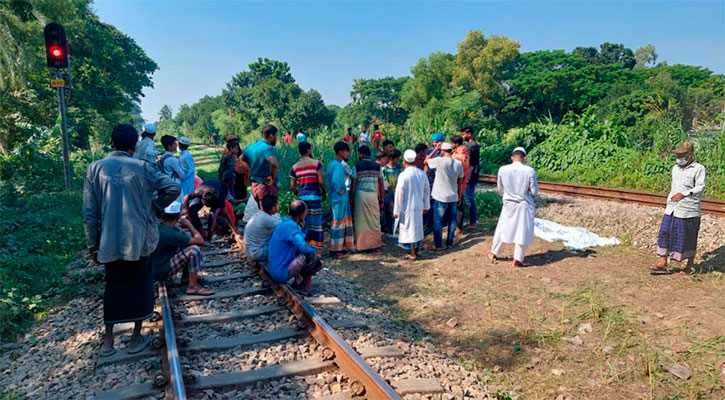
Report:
185,286,214,296
99,345,117,357
126,335,151,354
649,264,667,272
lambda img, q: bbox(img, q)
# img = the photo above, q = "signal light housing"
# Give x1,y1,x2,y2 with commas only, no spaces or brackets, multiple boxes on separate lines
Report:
44,22,69,68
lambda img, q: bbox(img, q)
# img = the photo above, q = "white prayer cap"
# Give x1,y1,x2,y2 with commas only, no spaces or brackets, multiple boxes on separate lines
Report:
144,123,156,134
164,200,182,214
513,146,527,156
179,136,190,145
403,149,416,163
441,143,453,151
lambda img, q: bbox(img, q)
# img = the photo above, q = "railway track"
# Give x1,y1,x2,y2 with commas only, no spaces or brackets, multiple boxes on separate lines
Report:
93,240,442,400
478,175,725,218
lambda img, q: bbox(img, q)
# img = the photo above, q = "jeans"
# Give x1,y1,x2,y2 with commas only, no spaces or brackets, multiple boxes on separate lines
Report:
433,200,458,248
382,191,394,233
463,184,477,225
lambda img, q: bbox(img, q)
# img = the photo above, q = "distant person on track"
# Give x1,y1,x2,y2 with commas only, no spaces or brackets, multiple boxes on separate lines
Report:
651,141,707,274
290,142,327,252
283,132,293,145
451,135,470,234
268,200,323,295
152,201,213,296
244,195,282,263
296,128,307,143
342,127,357,145
487,147,539,267
212,132,219,147
219,138,250,207
351,145,385,252
461,126,480,229
425,142,464,250
135,123,159,165
358,124,371,147
178,137,196,198
394,149,431,260
242,124,279,206
326,141,355,258
372,124,385,153
82,123,180,357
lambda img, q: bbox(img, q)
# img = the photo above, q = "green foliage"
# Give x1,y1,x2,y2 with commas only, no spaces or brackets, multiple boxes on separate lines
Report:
475,191,503,219
0,191,85,342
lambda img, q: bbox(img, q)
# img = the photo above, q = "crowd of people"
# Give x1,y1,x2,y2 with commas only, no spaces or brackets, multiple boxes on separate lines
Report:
82,120,707,356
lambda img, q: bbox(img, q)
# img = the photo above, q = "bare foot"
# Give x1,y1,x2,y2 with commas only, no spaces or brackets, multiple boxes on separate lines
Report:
487,252,497,264
511,260,523,267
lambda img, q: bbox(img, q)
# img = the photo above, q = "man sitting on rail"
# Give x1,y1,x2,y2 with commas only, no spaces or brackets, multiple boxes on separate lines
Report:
152,201,213,296
651,141,707,274
267,200,323,295
244,195,282,262
82,123,180,357
487,147,539,267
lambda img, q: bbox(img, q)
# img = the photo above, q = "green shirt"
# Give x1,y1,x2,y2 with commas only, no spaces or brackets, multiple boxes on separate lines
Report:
152,223,190,280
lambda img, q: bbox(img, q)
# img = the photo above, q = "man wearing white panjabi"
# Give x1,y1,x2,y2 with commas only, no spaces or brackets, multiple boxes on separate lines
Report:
487,147,539,267
394,149,431,260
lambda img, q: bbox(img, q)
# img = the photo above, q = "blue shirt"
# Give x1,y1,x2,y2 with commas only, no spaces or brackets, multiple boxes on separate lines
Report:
243,138,277,184
179,150,196,196
267,218,316,283
326,159,348,203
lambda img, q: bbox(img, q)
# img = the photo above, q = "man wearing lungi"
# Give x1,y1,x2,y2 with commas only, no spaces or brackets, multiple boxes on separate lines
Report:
83,124,180,357
651,141,706,273
242,124,279,205
290,142,326,252
326,141,355,258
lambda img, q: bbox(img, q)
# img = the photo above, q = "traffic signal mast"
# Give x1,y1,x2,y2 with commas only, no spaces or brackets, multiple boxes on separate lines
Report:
44,22,71,190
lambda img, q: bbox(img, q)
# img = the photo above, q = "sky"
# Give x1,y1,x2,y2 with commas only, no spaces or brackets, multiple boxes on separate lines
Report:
93,0,725,122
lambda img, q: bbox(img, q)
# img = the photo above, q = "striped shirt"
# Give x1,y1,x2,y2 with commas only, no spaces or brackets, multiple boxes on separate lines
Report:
290,157,323,198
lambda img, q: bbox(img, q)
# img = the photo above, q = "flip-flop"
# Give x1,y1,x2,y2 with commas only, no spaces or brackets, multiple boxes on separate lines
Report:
649,265,668,272
126,335,151,354
99,345,117,357
185,286,214,296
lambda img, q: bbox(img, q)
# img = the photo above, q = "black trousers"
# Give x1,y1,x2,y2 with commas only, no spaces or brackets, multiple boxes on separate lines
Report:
104,257,153,324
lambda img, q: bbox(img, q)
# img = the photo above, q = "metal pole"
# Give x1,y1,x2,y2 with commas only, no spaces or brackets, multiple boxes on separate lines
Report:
57,70,71,190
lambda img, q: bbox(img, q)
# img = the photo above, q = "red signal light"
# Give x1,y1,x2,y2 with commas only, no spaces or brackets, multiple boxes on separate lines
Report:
50,45,63,58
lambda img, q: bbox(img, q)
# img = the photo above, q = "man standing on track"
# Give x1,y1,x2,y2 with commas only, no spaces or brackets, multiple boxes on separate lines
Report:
461,126,480,229
651,141,706,274
135,123,159,165
178,137,196,198
425,142,464,250
326,141,355,258
83,124,180,357
487,147,539,267
351,145,385,252
290,142,326,251
394,150,431,260
242,124,279,205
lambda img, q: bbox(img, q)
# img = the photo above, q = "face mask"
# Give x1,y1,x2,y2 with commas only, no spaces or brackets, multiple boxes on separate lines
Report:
675,157,688,167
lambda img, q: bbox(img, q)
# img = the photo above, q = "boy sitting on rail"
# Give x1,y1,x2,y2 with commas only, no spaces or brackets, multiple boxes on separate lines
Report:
152,201,214,296
267,200,323,295
244,195,282,262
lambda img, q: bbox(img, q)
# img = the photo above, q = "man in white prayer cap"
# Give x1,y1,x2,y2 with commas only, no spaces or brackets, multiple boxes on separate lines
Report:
488,147,539,267
135,123,159,164
394,149,431,260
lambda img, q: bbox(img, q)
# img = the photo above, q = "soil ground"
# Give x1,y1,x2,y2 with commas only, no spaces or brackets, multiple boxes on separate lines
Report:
332,220,725,400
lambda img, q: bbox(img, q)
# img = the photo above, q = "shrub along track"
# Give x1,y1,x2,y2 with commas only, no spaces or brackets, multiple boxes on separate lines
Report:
478,175,725,217
93,239,444,400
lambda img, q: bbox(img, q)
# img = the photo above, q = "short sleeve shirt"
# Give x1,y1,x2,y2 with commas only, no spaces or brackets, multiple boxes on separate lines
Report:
427,157,463,203
152,223,190,280
243,139,277,184
290,157,323,198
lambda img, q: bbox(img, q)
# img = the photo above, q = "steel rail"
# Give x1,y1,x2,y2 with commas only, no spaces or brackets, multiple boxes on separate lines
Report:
256,267,403,399
478,175,725,217
158,282,187,400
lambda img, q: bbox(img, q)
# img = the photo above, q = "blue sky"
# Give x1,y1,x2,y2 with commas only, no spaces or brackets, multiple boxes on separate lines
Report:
93,0,725,122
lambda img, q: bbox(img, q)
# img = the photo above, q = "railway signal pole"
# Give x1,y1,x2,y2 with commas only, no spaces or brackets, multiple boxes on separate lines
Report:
44,22,72,190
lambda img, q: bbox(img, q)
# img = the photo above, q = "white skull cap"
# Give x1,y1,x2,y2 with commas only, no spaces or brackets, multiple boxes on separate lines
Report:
403,149,417,163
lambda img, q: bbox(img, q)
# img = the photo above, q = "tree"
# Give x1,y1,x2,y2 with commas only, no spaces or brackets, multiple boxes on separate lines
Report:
401,52,455,111
344,76,410,126
634,44,657,68
597,42,636,69
158,105,173,121
451,30,520,108
572,46,598,64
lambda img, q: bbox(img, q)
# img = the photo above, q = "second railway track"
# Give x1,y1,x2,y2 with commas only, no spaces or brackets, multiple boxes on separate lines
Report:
93,240,444,400
478,175,725,217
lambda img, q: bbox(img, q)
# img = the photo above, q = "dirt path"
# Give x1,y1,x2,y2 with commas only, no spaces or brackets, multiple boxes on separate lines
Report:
334,225,725,399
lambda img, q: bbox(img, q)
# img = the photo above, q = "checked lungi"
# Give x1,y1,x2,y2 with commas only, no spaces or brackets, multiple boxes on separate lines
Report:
656,214,701,262
169,245,203,277
301,198,324,249
330,200,354,252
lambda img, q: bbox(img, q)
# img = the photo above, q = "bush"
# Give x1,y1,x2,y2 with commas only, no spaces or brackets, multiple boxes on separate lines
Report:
475,191,503,219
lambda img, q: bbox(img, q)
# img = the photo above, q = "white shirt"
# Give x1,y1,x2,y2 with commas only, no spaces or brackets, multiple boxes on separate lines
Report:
427,157,463,203
665,161,706,218
393,166,431,244
494,161,539,245
135,137,158,164
244,212,282,261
